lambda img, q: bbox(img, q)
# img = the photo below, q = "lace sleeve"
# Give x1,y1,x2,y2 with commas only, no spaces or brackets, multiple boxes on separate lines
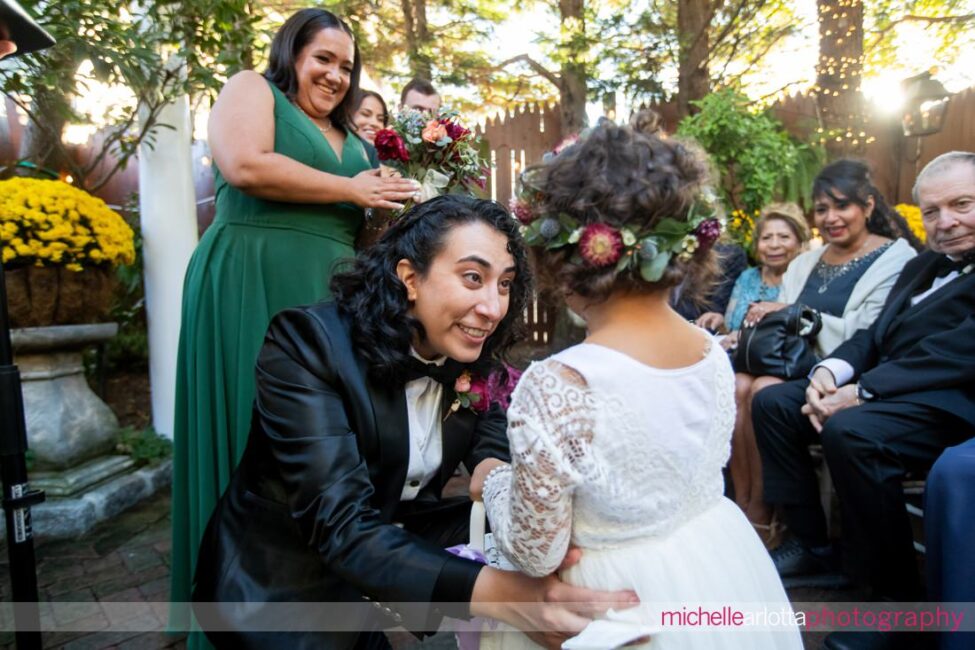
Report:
482,359,596,577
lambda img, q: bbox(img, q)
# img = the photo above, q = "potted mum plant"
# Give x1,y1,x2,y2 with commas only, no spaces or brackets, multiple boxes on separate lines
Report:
1,177,135,327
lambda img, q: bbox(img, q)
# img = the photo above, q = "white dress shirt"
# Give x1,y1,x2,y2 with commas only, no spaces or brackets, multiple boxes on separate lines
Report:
815,258,964,387
400,349,446,501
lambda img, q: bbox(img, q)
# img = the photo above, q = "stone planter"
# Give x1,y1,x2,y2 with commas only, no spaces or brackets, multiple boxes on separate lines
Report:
4,265,117,328
11,323,120,471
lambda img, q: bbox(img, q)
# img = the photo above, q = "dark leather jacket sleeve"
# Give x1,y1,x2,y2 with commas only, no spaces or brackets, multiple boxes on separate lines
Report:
254,307,483,610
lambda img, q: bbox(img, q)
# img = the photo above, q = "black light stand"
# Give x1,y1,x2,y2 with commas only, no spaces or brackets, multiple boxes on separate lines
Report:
0,261,46,650
0,2,56,645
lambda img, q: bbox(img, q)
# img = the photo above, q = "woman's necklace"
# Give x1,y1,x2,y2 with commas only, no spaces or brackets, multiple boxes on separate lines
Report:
294,102,333,135
815,238,887,295
822,235,872,266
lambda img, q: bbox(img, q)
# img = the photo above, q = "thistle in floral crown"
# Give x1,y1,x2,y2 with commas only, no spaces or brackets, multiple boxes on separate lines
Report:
372,107,488,214
515,150,724,283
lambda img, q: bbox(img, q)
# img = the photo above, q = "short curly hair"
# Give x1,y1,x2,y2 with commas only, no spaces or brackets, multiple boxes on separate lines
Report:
532,111,719,304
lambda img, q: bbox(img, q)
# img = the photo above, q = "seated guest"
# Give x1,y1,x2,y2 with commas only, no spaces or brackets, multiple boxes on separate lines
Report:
400,77,441,114
925,439,975,650
729,161,917,546
696,202,809,545
752,151,975,650
192,195,637,649
698,201,810,335
351,89,389,145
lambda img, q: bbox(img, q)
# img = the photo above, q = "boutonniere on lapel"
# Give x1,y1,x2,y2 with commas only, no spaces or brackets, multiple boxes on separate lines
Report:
446,371,483,419
446,366,524,420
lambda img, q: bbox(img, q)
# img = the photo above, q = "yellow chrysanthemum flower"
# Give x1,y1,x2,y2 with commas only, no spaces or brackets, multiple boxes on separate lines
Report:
894,204,926,244
0,178,135,269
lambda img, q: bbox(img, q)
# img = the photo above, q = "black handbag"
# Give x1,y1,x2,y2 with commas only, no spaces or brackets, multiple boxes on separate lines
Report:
732,303,822,379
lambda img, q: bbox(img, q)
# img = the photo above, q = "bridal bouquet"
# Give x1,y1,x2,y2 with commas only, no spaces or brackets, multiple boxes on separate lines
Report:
372,107,487,211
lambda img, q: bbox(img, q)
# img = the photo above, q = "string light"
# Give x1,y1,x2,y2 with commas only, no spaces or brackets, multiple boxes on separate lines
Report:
815,0,867,150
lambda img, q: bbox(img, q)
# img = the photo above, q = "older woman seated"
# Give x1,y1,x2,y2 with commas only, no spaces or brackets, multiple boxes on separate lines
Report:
731,160,919,547
697,202,810,336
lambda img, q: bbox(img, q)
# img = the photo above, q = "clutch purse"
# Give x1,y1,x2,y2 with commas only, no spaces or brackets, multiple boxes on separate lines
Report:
732,303,822,379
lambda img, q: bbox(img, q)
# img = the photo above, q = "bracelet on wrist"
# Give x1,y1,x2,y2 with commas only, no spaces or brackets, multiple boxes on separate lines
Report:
482,464,510,489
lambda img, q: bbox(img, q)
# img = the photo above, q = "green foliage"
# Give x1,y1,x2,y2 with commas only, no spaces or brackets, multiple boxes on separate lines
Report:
866,0,975,73
115,426,172,466
596,0,800,105
330,0,514,112
677,89,812,215
776,140,826,212
1,0,261,191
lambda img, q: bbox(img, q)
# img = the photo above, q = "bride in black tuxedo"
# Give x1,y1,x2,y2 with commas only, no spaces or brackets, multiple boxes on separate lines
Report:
192,194,638,650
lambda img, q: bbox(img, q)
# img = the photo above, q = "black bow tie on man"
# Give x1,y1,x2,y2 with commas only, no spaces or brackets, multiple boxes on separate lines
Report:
404,357,466,385
934,255,969,278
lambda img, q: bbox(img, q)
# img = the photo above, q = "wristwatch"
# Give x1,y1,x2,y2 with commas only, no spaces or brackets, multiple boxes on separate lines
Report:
855,381,875,405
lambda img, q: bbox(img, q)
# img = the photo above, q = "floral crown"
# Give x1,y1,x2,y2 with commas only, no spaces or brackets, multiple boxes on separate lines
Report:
509,137,724,283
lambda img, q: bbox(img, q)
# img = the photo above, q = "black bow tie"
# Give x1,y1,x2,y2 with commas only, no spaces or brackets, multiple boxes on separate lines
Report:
934,256,968,279
405,357,465,386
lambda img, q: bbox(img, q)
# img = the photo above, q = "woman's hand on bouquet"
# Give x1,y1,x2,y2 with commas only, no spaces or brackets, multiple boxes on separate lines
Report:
743,301,789,328
347,169,418,210
695,311,725,333
378,164,402,179
469,458,507,502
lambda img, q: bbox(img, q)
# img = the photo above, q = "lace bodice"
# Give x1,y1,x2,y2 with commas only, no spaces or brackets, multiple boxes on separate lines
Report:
482,340,735,577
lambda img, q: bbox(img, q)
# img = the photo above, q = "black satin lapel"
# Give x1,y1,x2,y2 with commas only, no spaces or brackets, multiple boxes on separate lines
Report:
439,391,476,487
366,378,409,515
875,256,939,341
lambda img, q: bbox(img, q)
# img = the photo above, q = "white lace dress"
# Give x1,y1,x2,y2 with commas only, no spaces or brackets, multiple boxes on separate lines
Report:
481,342,802,649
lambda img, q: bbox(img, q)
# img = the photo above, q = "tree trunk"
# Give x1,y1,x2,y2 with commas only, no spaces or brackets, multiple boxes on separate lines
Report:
15,45,80,177
816,0,865,158
677,0,710,118
17,84,72,177
401,0,433,80
558,0,587,135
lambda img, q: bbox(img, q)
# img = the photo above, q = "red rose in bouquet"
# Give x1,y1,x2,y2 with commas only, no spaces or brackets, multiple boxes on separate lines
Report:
374,128,410,163
441,120,470,142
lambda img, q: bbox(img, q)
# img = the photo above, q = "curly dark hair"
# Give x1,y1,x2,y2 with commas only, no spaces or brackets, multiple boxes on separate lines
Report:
532,110,719,304
331,195,532,384
264,9,361,133
813,159,923,250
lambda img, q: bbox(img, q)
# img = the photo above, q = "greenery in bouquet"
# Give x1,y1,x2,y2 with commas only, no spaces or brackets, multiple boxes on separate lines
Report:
1,178,136,270
372,108,487,208
894,203,925,244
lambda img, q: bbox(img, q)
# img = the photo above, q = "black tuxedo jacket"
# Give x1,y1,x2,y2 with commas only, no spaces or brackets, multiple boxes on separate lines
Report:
829,250,975,427
192,302,510,649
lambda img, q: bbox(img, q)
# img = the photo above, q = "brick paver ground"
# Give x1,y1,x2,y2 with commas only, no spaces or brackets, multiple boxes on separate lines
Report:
1,488,859,649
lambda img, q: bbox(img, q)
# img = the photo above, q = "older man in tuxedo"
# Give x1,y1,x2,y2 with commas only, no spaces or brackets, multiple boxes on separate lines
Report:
752,151,975,650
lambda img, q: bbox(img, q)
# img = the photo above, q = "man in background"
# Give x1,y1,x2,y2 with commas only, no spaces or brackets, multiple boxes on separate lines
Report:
400,77,441,113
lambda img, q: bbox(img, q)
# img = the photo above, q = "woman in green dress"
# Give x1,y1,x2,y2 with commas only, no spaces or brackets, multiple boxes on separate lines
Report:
170,8,419,627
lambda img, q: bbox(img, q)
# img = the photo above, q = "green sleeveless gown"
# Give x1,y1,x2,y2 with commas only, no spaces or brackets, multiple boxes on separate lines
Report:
170,81,373,625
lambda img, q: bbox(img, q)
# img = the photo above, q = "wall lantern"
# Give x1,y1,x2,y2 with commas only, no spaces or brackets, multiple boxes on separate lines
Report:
901,71,951,137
